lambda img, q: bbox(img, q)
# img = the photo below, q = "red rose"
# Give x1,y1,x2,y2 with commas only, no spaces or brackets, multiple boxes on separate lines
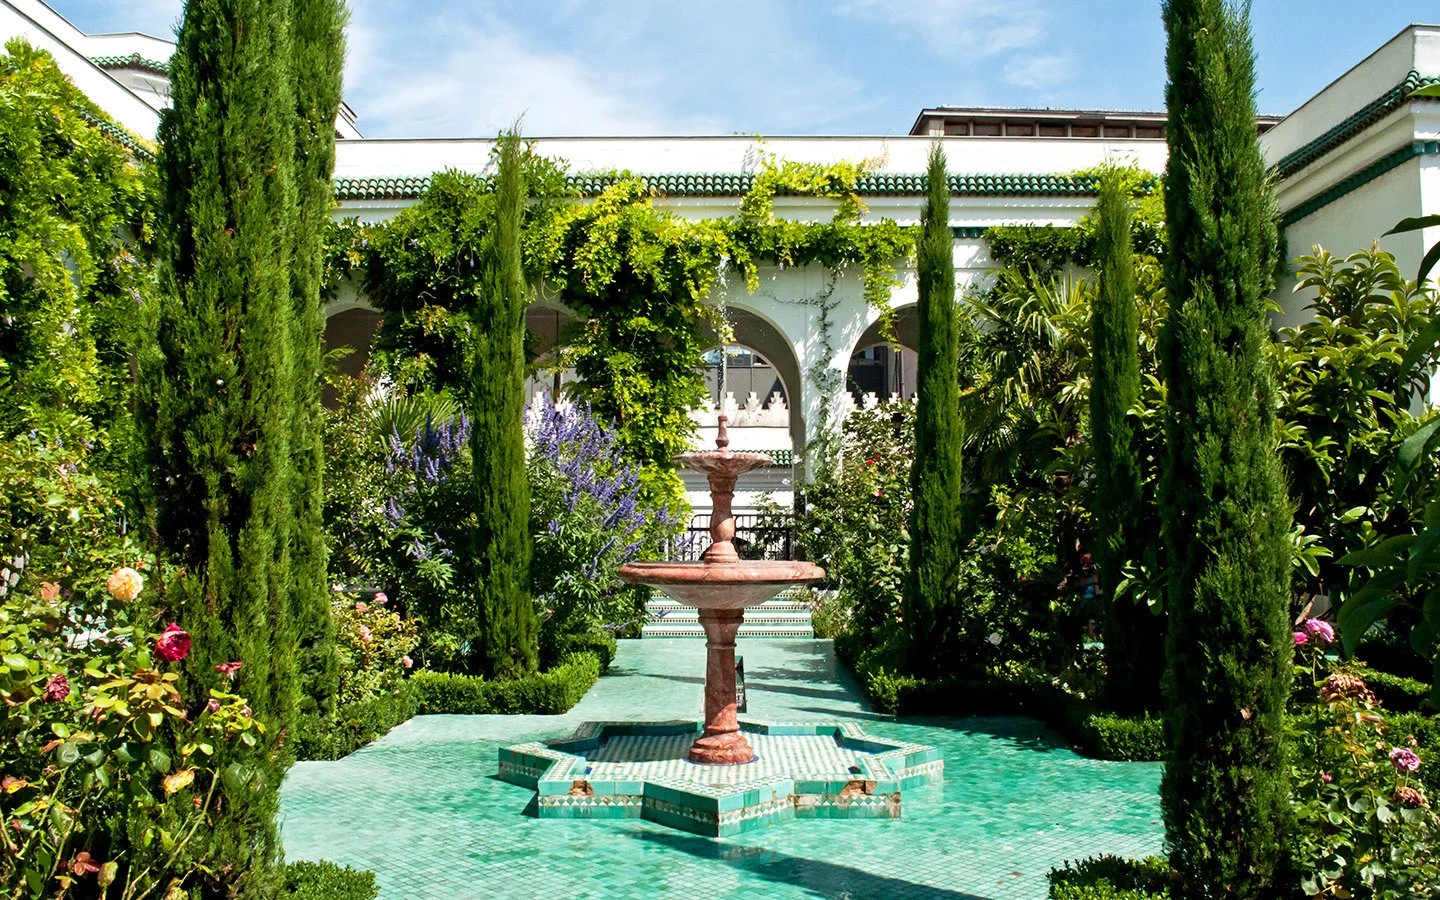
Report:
154,623,191,662
42,673,69,703
215,661,242,681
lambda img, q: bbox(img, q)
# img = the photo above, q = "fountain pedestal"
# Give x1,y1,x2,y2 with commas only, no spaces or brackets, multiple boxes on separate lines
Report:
619,416,825,765
691,608,750,764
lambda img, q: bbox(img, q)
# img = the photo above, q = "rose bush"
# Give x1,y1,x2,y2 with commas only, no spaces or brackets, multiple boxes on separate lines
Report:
1290,627,1440,898
1,572,266,899
332,593,419,709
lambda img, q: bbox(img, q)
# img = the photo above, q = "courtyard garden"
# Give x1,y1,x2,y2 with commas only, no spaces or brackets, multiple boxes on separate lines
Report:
2,0,1440,898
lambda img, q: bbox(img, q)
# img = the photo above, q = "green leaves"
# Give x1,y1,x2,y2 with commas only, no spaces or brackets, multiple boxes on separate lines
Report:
1384,212,1440,285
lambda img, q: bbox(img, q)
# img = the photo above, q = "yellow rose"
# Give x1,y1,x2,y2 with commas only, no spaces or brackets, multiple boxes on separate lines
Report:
106,567,144,602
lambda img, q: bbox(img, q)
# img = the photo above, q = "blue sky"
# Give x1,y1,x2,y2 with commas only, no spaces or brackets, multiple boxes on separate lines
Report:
51,0,1438,138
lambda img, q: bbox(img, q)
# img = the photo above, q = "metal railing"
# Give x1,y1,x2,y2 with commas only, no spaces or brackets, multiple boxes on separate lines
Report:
667,512,796,561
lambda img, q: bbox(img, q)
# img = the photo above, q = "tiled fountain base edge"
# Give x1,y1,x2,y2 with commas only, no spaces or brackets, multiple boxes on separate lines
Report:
498,720,943,837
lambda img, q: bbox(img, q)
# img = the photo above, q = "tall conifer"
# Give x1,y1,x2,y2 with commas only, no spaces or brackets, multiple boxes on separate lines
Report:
469,131,537,678
1090,170,1162,712
904,142,964,676
1159,1,1293,894
140,0,300,885
288,0,346,719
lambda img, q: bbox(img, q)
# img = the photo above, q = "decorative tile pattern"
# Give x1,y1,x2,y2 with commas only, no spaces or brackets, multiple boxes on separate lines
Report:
502,719,941,837
282,638,1164,899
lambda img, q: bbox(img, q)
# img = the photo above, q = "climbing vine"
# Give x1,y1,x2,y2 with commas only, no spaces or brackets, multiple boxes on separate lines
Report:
329,147,918,484
0,39,155,440
984,164,1165,281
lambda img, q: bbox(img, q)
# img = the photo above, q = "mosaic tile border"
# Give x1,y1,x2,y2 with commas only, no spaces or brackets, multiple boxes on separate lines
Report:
497,720,943,837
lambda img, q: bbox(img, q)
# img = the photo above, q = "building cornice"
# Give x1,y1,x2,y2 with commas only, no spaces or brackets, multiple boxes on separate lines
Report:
1279,140,1440,227
333,171,1112,203
1273,70,1440,181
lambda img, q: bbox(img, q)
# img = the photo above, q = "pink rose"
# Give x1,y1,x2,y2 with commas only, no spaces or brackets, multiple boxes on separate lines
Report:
43,673,70,703
373,592,388,606
1303,618,1335,645
1293,632,1308,646
215,661,242,681
401,656,413,669
1390,747,1422,774
205,698,222,714
154,623,191,662
358,625,372,643
355,602,368,613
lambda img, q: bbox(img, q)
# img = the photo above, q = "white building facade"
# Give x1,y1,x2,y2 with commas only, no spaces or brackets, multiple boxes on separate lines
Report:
5,0,1439,509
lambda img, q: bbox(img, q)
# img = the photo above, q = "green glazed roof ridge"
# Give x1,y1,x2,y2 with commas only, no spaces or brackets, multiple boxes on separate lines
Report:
78,109,155,163
1273,70,1440,180
89,53,170,76
333,170,1105,202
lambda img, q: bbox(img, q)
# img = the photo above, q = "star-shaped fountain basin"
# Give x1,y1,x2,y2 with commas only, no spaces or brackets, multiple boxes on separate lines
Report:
498,720,944,837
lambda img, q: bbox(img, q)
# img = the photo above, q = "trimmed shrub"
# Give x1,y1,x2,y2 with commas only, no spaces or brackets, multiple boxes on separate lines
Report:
1366,670,1432,713
414,653,601,715
1049,856,1173,900
543,631,618,672
841,640,1167,762
1078,714,1166,762
293,685,419,762
282,861,378,900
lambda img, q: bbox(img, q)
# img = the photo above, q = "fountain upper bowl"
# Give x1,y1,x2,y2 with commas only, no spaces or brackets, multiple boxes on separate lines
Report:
618,560,824,610
672,449,772,478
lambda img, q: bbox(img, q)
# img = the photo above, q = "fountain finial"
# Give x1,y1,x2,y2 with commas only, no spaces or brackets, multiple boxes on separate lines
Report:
715,414,730,450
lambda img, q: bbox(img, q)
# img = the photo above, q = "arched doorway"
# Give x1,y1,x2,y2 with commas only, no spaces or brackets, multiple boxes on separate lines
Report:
846,305,919,401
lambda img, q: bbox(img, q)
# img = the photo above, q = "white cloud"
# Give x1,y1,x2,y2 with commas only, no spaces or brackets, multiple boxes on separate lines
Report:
837,0,1043,56
345,13,719,137
1002,53,1076,90
341,1,874,138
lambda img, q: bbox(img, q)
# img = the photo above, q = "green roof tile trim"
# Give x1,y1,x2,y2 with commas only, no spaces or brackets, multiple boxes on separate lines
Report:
1280,140,1439,228
77,110,155,163
1273,70,1440,180
765,449,794,467
334,171,1107,202
89,54,170,76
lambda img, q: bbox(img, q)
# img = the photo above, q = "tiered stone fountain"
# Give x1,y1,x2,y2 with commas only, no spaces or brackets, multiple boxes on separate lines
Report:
618,416,824,764
497,417,942,836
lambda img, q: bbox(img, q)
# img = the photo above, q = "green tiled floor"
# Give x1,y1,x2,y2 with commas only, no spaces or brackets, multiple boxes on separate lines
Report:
280,639,1162,899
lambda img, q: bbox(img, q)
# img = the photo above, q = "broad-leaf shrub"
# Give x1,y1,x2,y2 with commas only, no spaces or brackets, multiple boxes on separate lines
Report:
1278,248,1440,601
1,575,264,899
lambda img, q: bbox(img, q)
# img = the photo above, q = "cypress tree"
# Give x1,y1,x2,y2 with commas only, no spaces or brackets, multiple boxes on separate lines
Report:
1090,170,1163,713
287,0,345,719
1158,1,1293,895
904,142,964,676
469,131,537,678
140,0,298,886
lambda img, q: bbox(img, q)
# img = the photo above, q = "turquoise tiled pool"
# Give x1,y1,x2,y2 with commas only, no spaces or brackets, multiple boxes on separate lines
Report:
280,639,1162,899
